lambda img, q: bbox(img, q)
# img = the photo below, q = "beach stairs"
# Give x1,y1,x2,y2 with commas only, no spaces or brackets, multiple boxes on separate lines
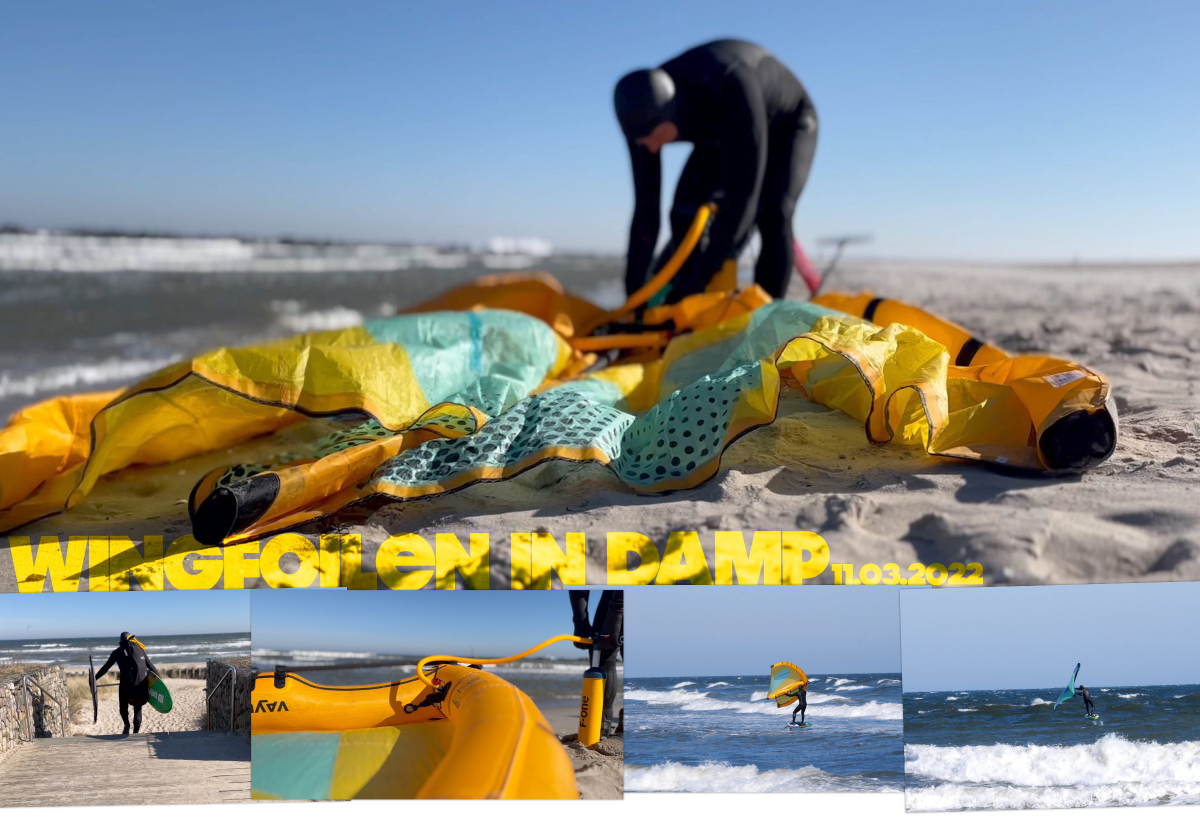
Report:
0,731,251,806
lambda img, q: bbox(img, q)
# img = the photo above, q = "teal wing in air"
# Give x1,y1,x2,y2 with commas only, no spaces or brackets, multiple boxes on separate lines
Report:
1054,663,1080,710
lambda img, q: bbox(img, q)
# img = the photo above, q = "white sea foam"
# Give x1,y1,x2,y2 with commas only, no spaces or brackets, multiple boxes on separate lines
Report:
905,735,1200,810
272,303,364,333
253,649,383,662
1030,698,1053,706
623,688,898,718
715,697,893,718
672,681,697,689
835,685,870,691
1117,693,1143,699
625,762,897,794
805,693,850,704
0,357,174,398
706,681,730,688
957,708,978,712
0,233,491,273
906,782,1200,811
945,696,961,701
624,688,714,706
829,678,855,686
877,679,901,684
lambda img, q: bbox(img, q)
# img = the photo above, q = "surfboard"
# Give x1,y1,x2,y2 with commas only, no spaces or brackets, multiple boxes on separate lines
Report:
147,672,173,714
88,655,98,723
1087,714,1100,720
787,722,813,729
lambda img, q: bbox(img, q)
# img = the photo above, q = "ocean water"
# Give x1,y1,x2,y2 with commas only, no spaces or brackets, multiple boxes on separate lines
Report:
253,648,618,710
904,684,1200,811
0,252,623,421
624,673,904,793
0,633,251,667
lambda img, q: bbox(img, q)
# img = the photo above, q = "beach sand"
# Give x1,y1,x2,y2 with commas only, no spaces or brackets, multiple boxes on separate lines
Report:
3,259,1196,587
69,678,208,735
542,705,624,800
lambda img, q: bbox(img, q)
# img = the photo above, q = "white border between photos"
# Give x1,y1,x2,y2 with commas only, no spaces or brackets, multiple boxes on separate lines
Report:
9,793,1198,819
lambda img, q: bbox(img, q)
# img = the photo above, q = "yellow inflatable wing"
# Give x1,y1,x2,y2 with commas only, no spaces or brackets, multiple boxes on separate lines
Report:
251,663,578,800
768,661,808,708
0,275,1117,543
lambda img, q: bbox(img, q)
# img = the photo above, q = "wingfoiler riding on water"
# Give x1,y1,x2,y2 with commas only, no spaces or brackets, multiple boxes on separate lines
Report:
0,202,1117,543
767,661,811,727
251,636,590,800
1053,662,1097,717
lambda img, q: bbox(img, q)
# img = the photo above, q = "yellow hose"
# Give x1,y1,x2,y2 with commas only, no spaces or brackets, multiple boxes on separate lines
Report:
416,634,593,688
578,202,716,337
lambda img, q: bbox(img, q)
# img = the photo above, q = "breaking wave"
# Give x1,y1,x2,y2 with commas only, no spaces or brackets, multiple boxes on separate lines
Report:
626,762,897,794
622,688,899,719
905,735,1200,810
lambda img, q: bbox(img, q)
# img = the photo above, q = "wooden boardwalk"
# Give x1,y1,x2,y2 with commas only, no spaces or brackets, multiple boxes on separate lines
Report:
0,731,250,807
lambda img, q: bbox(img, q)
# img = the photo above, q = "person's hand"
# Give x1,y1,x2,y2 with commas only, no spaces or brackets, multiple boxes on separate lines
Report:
594,627,620,654
572,621,594,651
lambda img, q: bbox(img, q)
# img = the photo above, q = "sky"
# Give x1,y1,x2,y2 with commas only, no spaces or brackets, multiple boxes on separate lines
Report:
251,589,610,659
2,1,1197,260
900,583,1200,692
627,586,900,677
0,590,250,639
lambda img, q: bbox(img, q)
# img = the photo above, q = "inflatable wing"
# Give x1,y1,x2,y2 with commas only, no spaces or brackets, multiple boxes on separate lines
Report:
1054,663,1081,710
768,662,808,708
251,664,578,799
0,274,1118,544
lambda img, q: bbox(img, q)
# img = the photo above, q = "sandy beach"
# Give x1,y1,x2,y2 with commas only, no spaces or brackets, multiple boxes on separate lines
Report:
542,704,625,800
69,676,208,735
345,259,1200,586
2,259,1196,587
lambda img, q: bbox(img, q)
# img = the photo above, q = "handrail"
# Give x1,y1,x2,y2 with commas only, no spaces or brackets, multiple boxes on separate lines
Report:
204,661,237,735
20,675,66,742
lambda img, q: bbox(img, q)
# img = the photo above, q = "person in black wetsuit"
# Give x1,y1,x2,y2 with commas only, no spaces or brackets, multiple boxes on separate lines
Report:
569,590,623,738
789,684,809,725
94,632,159,735
614,39,818,305
1075,684,1096,717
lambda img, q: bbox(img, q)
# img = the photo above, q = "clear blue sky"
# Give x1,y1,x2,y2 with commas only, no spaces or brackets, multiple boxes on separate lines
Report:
251,589,608,658
0,591,250,638
2,1,1197,260
900,584,1200,692
628,586,900,676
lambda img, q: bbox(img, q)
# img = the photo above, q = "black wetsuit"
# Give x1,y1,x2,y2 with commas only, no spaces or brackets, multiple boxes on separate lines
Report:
1076,685,1095,716
790,687,808,724
625,39,818,303
95,638,159,734
569,590,624,737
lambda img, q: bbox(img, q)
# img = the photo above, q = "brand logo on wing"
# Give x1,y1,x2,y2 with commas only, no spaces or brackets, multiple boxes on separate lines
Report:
254,700,290,713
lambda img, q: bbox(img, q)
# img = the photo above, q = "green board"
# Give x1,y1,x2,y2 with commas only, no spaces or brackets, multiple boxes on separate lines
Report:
787,722,813,728
1087,714,1100,720
147,673,173,714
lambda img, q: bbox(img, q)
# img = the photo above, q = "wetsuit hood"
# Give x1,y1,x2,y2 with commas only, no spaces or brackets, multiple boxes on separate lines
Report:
614,68,677,139
120,632,132,643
